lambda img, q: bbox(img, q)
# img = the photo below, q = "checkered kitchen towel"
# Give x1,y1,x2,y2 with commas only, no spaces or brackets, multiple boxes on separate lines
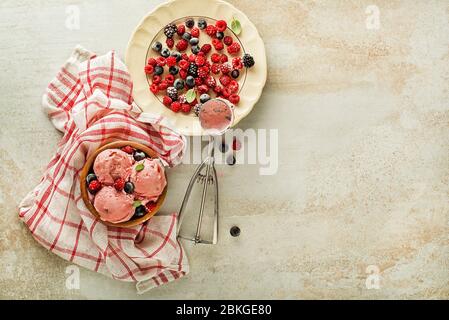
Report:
18,46,188,294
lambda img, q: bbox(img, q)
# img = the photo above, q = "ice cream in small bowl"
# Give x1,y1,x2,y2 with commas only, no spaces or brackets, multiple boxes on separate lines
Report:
80,141,167,227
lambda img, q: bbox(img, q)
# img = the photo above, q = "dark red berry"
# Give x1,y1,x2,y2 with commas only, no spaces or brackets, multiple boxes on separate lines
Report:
166,38,174,49
121,145,134,154
88,180,102,193
223,36,233,46
215,20,227,32
229,94,240,104
113,178,125,191
201,44,212,54
191,27,200,38
163,96,172,106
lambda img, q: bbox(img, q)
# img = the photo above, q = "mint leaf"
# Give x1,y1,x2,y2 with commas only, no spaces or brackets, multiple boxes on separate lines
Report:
135,163,144,172
186,89,196,103
133,200,142,208
231,17,242,35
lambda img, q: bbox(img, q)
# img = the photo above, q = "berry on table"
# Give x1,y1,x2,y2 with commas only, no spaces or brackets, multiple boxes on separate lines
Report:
198,66,209,78
195,55,206,66
205,25,217,36
124,182,135,194
195,77,203,86
150,83,159,94
243,53,255,68
198,84,209,94
177,24,185,36
201,44,212,54
186,76,195,88
113,178,125,191
191,45,200,54
181,103,192,113
228,80,239,93
169,66,179,75
189,37,199,46
152,75,162,84
191,27,200,38
147,57,157,66
176,39,188,51
212,38,224,51
211,53,221,63
227,42,241,54
219,75,231,86
231,69,240,79
179,69,188,79
232,57,244,70
223,36,233,46
174,78,184,90
215,31,224,40
161,48,170,58
179,59,190,70
133,150,146,161
205,75,216,88
162,96,172,106
156,56,166,66
229,94,240,104
182,32,192,41
220,62,232,74
144,65,154,74
154,65,164,75
167,86,178,101
185,18,195,29
166,38,174,49
88,180,102,194
188,63,198,78
221,87,231,98
171,101,181,112
158,80,168,90
171,51,182,62
165,74,175,85
211,63,221,74
166,56,177,67
220,54,228,63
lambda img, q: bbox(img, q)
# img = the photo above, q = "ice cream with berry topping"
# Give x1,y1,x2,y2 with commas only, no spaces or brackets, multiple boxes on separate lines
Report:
130,158,167,202
93,149,133,185
93,186,135,223
199,99,233,134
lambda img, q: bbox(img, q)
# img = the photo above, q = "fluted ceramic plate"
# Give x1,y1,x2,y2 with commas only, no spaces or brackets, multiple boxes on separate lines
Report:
125,0,267,136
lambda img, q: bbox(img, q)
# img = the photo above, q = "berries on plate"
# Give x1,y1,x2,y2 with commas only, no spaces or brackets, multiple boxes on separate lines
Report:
121,145,134,154
86,173,97,183
215,20,227,32
134,205,148,218
227,42,241,55
113,178,125,191
164,23,177,38
133,150,146,161
198,18,207,29
185,18,195,29
124,181,135,194
88,180,102,194
151,41,162,52
243,53,255,68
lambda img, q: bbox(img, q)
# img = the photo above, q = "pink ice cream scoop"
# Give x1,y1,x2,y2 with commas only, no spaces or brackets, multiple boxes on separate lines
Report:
199,99,233,134
130,158,166,201
93,149,133,185
93,186,135,223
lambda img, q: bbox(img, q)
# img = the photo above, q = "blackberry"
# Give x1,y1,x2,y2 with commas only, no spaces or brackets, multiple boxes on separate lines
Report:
187,63,198,78
185,18,195,29
164,23,177,38
243,53,255,68
194,103,203,116
198,18,207,29
167,86,178,101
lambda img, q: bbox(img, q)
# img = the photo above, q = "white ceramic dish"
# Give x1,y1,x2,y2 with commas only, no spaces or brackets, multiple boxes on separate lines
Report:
125,0,267,136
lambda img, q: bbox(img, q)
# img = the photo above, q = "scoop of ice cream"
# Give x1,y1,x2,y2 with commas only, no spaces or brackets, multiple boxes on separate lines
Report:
199,99,233,134
130,158,166,200
93,149,133,185
93,186,135,223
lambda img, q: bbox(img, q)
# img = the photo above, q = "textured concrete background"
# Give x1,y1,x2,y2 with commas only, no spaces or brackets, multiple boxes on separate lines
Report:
1,0,449,299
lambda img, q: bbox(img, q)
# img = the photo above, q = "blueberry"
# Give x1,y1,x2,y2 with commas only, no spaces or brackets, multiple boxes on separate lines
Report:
171,51,182,62
200,93,211,103
185,18,194,29
124,182,135,194
174,79,184,90
226,155,236,166
189,37,199,46
133,150,146,161
169,66,179,75
133,205,148,218
186,76,195,88
151,41,162,52
154,65,164,75
230,226,241,237
215,31,224,40
219,143,228,153
182,32,191,41
231,69,240,79
191,45,200,54
86,173,97,184
198,18,207,29
161,48,170,58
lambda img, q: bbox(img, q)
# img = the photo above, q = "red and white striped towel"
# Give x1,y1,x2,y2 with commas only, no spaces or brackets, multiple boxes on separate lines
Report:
18,46,188,294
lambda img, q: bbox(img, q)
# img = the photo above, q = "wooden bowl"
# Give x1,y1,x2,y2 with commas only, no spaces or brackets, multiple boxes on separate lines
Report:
79,141,167,228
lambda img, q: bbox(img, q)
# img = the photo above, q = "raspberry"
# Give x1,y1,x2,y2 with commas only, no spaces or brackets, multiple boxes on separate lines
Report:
144,65,154,74
227,42,241,54
152,75,162,84
198,66,209,78
220,62,232,74
177,24,185,36
197,51,205,57
195,55,206,66
179,69,187,79
121,146,134,154
221,87,231,98
201,44,212,54
219,75,232,87
229,94,240,104
147,58,157,66
166,56,177,67
195,77,203,86
165,74,175,85
191,27,200,38
211,53,221,63
213,85,222,94
232,57,244,70
215,20,227,32
88,180,102,193
181,53,189,60
176,39,188,51
181,104,192,113
228,80,239,93
150,83,159,94
158,81,168,91
211,63,221,74
220,54,228,63
162,96,172,106
156,56,166,66
166,38,174,49
205,76,216,88
198,84,209,94
171,101,181,112
205,25,217,37
179,59,190,70
223,36,233,46
212,38,224,51
188,54,197,62
113,178,125,191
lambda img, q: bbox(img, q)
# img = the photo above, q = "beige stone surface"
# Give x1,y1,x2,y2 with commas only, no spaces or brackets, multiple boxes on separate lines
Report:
1,0,448,299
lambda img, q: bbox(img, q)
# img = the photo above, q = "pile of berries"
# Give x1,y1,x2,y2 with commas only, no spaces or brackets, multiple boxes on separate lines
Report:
144,18,255,114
